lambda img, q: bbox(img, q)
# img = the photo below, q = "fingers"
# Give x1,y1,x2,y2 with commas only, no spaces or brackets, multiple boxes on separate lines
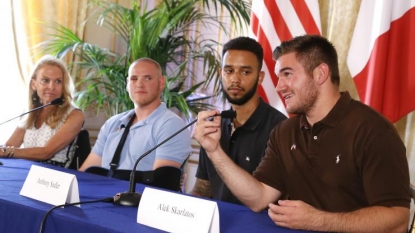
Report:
268,200,315,230
193,110,222,153
268,202,291,215
267,200,302,218
268,203,288,227
196,110,221,123
277,199,300,207
194,110,221,136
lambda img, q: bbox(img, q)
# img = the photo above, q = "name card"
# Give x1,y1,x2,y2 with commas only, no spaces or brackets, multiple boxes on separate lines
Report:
20,165,80,206
137,187,219,233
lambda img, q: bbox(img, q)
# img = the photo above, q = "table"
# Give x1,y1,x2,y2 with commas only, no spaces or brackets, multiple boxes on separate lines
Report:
0,159,311,233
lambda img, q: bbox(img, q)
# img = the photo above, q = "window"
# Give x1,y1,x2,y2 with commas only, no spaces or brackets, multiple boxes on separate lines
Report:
0,1,27,143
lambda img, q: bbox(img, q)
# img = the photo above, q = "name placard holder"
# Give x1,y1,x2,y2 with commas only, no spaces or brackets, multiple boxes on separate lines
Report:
20,165,80,206
137,187,219,233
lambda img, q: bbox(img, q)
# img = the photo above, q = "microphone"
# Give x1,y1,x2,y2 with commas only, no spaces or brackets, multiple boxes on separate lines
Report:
117,124,126,132
0,98,64,126
113,110,236,206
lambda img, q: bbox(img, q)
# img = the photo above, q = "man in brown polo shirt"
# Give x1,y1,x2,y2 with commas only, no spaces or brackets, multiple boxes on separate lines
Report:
193,35,410,232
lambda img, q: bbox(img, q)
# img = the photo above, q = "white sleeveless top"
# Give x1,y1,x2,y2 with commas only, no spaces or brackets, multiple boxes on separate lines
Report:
22,106,77,167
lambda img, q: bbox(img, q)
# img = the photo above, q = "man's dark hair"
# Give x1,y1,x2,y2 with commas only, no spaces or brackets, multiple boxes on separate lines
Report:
222,37,264,70
273,35,340,86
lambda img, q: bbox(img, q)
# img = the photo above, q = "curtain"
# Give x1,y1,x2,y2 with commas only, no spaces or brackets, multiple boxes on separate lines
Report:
19,0,88,83
1,0,88,142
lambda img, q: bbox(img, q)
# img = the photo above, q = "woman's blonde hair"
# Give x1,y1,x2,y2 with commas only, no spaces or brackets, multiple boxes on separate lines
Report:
25,55,74,129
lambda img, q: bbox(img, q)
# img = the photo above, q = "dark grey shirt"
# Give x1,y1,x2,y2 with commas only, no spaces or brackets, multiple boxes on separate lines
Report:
196,98,287,205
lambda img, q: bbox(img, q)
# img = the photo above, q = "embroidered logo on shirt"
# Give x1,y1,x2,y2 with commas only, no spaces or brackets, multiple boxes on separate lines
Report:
246,157,250,161
290,143,296,151
336,154,341,164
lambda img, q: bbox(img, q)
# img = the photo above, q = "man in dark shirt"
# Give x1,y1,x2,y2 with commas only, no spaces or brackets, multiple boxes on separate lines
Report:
189,37,286,204
193,35,410,232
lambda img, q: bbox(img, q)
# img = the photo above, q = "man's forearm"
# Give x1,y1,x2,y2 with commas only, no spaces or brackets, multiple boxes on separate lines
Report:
208,147,278,212
189,178,212,198
317,206,409,233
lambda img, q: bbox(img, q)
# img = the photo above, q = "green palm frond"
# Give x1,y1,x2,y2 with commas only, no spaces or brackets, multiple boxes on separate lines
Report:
37,0,250,118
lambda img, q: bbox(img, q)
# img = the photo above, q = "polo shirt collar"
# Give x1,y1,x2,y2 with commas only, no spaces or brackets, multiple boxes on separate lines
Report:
119,109,135,124
118,103,167,128
225,98,269,131
300,91,352,129
143,102,167,124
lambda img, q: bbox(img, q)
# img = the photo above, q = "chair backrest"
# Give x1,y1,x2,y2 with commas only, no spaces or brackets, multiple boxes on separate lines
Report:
409,184,415,233
84,166,182,192
68,129,91,170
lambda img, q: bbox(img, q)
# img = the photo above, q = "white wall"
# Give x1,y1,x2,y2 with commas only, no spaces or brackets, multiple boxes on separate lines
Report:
0,1,28,144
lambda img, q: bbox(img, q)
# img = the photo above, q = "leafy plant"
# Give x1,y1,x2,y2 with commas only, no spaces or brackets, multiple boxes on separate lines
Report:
37,0,250,118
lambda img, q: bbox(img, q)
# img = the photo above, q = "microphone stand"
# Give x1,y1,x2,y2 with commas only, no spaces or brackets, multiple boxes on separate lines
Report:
112,110,236,207
0,98,63,126
113,118,198,206
0,98,63,167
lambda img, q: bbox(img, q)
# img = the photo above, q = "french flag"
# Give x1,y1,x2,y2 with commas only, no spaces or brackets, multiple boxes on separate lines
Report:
348,0,415,123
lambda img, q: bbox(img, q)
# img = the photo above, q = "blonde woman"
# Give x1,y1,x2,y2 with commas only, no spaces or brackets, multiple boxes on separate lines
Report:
0,55,84,168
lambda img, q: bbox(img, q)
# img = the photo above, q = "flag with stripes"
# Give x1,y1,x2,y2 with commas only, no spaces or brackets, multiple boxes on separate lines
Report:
347,0,415,123
249,0,321,116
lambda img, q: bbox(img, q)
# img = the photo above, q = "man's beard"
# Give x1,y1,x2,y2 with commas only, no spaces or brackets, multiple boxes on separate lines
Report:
286,77,318,115
223,78,259,106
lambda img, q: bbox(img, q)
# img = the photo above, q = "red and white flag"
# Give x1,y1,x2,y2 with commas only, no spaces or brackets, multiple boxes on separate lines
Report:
249,0,321,116
348,0,415,123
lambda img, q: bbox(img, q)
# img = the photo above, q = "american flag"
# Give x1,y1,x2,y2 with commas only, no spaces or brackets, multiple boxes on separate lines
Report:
249,0,321,116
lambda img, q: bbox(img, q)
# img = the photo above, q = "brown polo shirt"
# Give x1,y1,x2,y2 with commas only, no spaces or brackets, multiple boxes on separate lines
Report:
253,92,410,212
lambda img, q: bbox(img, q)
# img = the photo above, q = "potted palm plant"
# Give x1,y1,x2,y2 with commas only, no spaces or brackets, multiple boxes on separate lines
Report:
38,0,250,118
